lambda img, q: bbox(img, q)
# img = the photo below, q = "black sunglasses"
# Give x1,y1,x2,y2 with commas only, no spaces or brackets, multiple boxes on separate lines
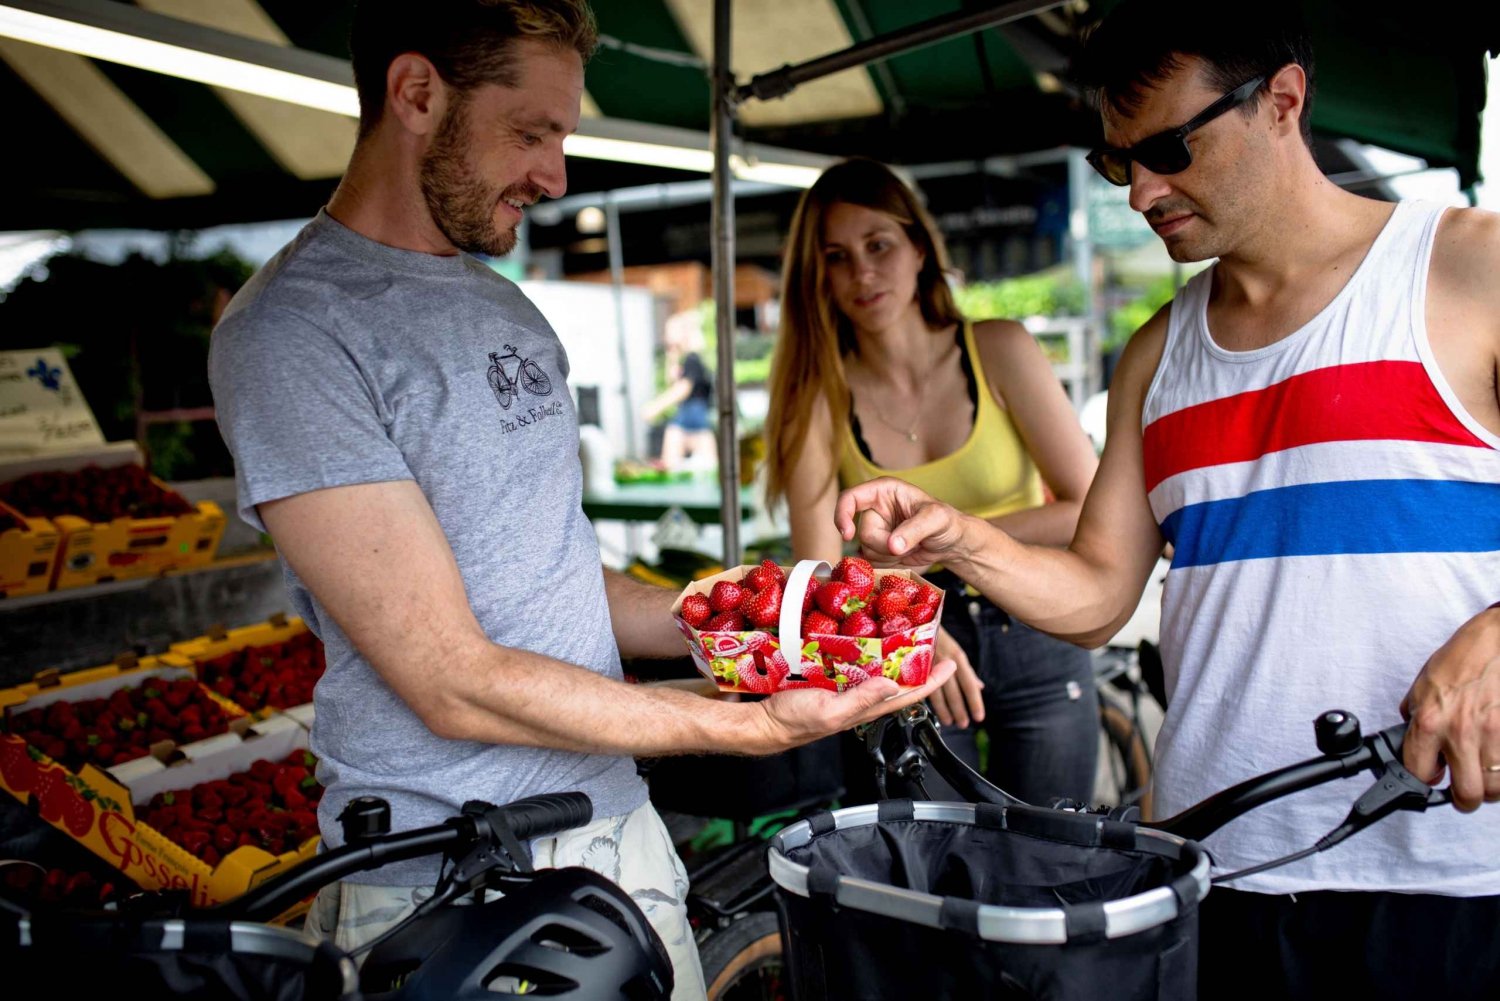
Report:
1086,76,1267,187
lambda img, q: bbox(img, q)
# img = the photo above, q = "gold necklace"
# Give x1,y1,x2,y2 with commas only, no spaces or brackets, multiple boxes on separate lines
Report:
863,363,932,444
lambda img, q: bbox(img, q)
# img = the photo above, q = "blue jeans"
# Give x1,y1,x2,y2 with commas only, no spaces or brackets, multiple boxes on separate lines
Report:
926,571,1098,806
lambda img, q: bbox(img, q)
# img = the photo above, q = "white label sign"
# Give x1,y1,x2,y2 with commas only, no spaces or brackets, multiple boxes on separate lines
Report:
0,348,106,457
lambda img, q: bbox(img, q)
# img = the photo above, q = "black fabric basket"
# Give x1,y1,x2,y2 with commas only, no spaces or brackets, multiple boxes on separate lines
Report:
2,912,359,1000
768,800,1209,1001
647,733,844,821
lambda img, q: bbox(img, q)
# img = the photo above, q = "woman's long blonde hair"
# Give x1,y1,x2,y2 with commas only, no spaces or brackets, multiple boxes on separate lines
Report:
764,157,963,508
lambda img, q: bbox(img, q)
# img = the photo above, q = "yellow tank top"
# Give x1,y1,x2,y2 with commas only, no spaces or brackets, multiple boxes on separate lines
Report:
838,322,1044,520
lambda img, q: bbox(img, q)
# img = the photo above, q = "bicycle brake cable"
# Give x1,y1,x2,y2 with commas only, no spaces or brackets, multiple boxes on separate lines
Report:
1212,730,1450,886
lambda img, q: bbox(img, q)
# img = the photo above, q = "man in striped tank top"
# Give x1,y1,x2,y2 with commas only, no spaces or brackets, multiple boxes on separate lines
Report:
836,1,1500,996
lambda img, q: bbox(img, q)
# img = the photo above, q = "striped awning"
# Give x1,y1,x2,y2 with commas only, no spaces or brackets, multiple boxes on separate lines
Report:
0,0,1494,231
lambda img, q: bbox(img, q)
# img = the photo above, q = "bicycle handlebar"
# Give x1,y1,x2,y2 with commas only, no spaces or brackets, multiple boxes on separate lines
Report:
220,792,593,923
898,707,1450,843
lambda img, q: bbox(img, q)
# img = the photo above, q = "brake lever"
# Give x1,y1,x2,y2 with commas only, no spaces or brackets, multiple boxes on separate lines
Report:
1338,725,1452,838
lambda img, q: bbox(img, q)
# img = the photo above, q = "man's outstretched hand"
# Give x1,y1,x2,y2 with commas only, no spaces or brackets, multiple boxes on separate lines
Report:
753,658,957,754
834,477,972,569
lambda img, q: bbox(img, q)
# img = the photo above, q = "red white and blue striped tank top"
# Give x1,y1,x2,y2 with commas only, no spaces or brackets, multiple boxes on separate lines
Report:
1142,200,1500,894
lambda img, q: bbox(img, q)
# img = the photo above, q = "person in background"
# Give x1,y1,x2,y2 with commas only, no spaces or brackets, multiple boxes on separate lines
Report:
642,310,717,471
763,157,1102,806
207,4,953,996
836,3,1500,997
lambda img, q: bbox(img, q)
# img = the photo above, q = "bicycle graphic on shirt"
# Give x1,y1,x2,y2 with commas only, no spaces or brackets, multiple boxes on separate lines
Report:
486,345,553,410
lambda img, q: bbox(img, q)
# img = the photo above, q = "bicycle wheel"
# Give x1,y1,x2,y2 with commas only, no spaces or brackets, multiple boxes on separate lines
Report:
699,910,785,1001
1099,699,1153,817
520,360,552,396
487,365,514,409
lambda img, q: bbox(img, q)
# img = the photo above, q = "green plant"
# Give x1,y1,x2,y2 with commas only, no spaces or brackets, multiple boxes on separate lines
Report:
1108,275,1179,349
953,272,1087,320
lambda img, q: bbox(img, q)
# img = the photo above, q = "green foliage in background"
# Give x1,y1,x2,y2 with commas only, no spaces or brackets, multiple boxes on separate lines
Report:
953,272,1087,321
1109,275,1179,349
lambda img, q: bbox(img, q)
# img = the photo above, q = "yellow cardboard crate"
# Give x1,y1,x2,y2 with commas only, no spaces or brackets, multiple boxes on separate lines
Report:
0,501,59,598
163,614,317,729
0,715,317,909
53,493,226,590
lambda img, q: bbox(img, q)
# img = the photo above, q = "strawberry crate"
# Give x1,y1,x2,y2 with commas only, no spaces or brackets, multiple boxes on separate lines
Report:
672,558,943,695
0,658,251,780
0,461,226,590
0,500,60,598
0,715,319,911
161,614,321,729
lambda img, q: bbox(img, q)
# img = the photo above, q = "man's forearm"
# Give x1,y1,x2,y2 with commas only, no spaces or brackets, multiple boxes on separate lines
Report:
602,568,688,659
429,640,776,757
946,515,1132,646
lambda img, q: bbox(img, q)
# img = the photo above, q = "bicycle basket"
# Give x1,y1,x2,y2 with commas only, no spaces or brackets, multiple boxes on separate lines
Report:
768,800,1209,1001
2,910,359,1001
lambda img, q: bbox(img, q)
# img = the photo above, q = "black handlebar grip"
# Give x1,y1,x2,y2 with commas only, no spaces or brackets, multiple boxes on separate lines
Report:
489,792,594,841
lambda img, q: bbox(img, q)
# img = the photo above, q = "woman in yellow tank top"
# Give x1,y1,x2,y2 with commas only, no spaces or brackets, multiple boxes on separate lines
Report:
764,158,1101,805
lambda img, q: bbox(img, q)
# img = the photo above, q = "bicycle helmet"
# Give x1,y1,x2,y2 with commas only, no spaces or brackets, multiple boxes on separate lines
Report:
361,866,674,1001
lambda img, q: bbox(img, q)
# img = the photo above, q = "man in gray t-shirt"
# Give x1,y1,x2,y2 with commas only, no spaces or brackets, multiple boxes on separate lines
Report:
207,1,950,991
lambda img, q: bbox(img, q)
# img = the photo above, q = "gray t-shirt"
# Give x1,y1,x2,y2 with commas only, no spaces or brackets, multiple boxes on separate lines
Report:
209,210,645,884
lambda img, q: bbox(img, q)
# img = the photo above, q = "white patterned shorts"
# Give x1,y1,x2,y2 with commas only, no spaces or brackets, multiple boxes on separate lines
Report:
304,800,707,1000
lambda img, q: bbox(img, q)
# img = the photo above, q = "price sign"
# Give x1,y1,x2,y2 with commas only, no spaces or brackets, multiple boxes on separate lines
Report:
0,348,106,457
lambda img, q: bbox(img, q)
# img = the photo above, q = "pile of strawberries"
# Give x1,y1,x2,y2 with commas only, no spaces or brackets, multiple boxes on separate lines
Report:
7,676,240,772
0,464,193,524
679,557,942,638
141,750,322,867
0,864,132,909
196,632,325,712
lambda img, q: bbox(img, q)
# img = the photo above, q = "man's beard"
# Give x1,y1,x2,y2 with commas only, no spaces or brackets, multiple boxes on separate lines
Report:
419,99,533,257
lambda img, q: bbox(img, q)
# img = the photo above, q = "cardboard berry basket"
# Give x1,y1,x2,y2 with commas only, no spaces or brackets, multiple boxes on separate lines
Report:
161,613,321,730
1,714,318,913
671,559,943,695
49,489,226,590
0,500,60,598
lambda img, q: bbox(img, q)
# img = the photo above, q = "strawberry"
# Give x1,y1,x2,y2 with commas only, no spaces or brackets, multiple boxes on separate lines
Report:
680,593,712,628
840,610,878,637
705,611,745,632
909,600,939,626
879,615,914,638
833,557,876,597
872,589,911,621
709,580,745,613
878,576,922,603
802,587,817,615
61,787,93,837
898,647,933,686
802,610,840,636
733,651,780,694
744,584,783,628
882,629,917,658
814,580,862,619
0,738,38,792
744,560,783,593
34,767,71,823
813,636,866,666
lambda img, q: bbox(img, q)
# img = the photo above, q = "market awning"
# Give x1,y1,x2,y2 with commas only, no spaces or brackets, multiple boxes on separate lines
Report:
0,0,1495,232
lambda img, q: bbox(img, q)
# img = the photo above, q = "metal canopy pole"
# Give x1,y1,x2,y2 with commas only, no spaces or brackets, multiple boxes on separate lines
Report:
737,0,1068,104
711,0,741,567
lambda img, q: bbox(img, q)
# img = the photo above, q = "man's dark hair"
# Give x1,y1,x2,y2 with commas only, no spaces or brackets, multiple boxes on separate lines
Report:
1074,0,1316,147
349,0,598,137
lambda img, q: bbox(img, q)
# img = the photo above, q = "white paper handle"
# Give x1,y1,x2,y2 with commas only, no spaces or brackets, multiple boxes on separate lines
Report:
778,559,830,678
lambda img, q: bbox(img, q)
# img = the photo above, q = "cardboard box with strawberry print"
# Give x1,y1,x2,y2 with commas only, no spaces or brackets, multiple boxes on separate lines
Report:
0,714,319,911
672,558,943,694
162,613,323,730
0,500,60,598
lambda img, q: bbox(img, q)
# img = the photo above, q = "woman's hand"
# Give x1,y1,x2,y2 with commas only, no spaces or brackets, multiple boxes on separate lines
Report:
834,477,974,569
927,626,985,728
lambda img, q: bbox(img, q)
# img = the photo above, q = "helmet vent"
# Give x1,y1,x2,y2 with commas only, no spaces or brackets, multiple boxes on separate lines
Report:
532,922,609,957
483,963,578,995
